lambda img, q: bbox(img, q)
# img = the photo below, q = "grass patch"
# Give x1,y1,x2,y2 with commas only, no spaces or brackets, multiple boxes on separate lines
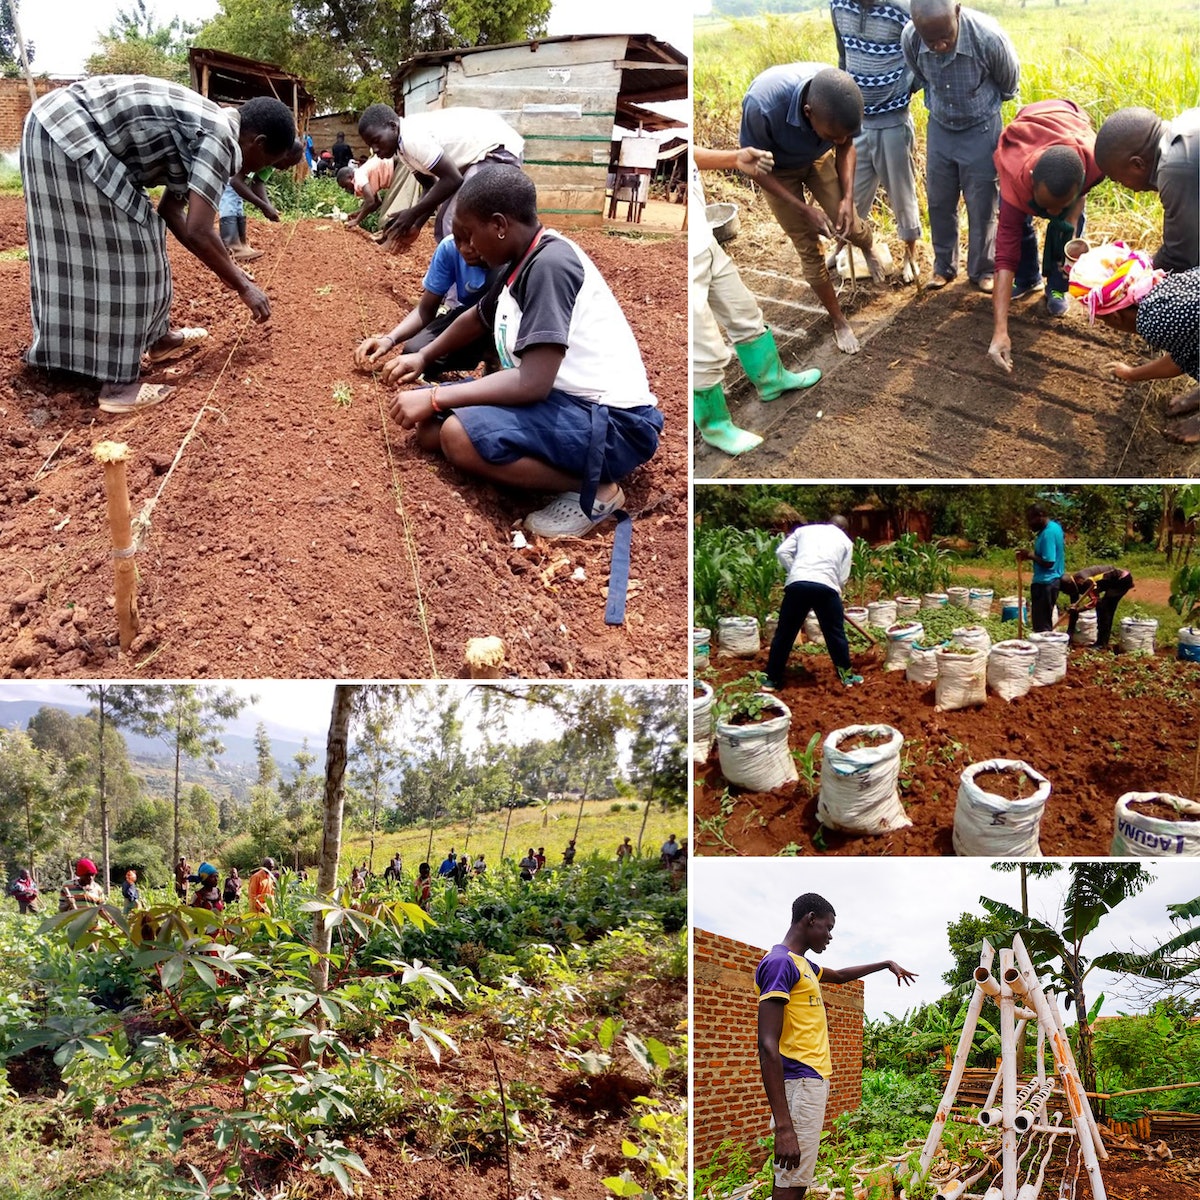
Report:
0,246,27,261
0,158,22,196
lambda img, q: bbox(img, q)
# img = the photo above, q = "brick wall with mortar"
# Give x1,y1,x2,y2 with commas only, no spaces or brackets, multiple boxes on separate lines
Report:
694,928,865,1171
0,79,77,151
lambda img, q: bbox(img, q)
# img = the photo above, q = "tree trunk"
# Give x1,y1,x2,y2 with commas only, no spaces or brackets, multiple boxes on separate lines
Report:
572,765,595,843
311,684,355,996
172,719,182,868
8,1,37,107
635,737,664,854
98,688,110,890
1071,964,1095,1093
368,778,380,872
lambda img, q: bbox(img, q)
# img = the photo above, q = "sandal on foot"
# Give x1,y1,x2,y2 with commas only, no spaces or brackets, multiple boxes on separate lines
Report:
924,273,952,291
147,327,207,364
98,383,176,413
525,488,625,538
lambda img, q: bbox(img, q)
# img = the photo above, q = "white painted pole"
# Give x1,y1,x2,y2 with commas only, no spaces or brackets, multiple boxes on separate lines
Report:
998,948,1019,1200
914,941,996,1180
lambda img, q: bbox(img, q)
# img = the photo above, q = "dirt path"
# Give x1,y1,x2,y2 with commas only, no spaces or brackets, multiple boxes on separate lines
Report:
694,648,1198,857
0,198,688,678
695,196,1198,480
951,561,1174,606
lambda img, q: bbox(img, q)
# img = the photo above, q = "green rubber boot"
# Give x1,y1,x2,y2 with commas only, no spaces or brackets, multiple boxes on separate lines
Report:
693,383,763,456
734,328,821,401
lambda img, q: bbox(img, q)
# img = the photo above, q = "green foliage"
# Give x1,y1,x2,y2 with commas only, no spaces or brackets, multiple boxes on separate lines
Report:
1092,999,1200,1113
605,1097,687,1198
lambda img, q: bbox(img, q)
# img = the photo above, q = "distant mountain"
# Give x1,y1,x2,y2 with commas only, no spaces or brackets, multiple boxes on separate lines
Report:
0,699,325,774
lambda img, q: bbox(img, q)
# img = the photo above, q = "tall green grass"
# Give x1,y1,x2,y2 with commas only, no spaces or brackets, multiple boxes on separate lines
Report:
696,0,1200,238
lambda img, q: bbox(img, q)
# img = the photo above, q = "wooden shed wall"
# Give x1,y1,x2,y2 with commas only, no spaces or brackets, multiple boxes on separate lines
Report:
400,36,631,229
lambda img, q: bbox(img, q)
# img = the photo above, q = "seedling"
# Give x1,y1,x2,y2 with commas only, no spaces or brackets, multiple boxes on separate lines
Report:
332,382,353,408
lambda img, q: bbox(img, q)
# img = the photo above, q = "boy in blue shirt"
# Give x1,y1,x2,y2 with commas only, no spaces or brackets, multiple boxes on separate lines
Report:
354,217,498,377
1017,504,1065,632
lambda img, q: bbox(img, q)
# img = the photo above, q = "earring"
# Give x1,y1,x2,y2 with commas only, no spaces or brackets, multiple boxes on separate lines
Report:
498,231,506,240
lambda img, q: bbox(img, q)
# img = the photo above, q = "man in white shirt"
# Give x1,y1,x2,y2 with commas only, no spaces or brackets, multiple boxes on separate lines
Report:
358,103,524,248
765,515,863,689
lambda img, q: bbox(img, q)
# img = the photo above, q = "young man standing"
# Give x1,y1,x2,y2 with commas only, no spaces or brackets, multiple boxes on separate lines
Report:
1016,504,1065,633
830,0,922,283
903,0,1020,293
757,892,915,1198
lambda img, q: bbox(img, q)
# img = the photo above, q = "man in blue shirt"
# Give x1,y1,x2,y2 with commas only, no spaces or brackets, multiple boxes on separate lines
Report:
903,0,1020,293
741,64,889,354
1017,504,1065,633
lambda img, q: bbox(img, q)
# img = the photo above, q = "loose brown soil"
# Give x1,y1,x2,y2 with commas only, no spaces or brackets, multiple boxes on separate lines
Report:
836,729,891,753
0,196,688,678
1127,796,1198,822
695,186,1198,480
727,702,788,727
694,648,1199,856
970,767,1038,802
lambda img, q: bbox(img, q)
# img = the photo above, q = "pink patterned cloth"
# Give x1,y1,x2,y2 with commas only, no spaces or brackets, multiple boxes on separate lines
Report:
1068,241,1165,323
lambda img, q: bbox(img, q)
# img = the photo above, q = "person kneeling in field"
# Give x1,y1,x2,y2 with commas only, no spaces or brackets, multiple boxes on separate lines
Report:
380,164,663,540
353,216,498,379
1068,243,1200,444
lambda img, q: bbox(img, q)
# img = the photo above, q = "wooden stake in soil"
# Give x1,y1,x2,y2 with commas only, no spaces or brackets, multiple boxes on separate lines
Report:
93,441,139,651
464,636,506,678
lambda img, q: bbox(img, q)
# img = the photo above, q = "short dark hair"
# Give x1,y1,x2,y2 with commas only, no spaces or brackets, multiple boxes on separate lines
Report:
457,163,539,225
791,892,836,924
1031,145,1085,199
239,96,297,156
1027,503,1047,519
807,68,863,136
1095,107,1161,172
359,103,398,137
336,166,355,185
912,0,957,20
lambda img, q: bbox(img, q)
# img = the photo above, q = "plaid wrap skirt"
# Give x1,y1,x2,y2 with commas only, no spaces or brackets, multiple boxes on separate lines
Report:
22,115,173,383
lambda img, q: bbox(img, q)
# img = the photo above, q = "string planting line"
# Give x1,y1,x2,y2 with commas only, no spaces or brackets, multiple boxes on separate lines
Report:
344,224,439,677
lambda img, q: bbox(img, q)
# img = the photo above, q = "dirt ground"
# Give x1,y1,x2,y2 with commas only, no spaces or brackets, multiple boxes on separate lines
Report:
695,188,1198,480
694,647,1199,857
0,196,688,679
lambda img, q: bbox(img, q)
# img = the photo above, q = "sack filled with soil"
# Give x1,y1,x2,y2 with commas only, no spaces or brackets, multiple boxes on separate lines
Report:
818,724,910,834
1028,631,1069,686
1119,616,1158,656
715,695,798,791
718,615,760,657
953,759,1051,857
1112,792,1200,857
986,640,1038,702
692,680,714,764
906,642,941,686
935,646,987,711
885,622,924,672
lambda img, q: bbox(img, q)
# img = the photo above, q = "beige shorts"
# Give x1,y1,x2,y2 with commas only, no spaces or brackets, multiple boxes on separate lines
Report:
772,1075,829,1188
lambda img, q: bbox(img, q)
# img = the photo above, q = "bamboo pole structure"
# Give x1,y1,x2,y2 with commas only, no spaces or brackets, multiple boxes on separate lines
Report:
998,948,1020,1200
93,441,139,651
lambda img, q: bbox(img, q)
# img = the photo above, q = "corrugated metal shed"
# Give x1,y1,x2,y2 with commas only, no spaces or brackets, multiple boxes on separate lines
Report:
189,47,316,131
395,34,687,228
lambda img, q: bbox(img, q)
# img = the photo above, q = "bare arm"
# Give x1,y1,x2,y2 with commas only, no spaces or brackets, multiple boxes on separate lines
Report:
1107,354,1184,382
159,190,271,321
820,960,917,986
694,146,775,177
384,156,463,238
757,999,803,1168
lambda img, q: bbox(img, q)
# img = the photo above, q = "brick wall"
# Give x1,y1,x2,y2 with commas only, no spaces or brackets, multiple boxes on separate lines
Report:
0,78,76,151
693,928,865,1171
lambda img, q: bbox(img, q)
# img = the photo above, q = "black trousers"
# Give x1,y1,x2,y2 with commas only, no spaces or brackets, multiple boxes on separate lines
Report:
766,580,851,684
1030,579,1061,633
1067,573,1135,646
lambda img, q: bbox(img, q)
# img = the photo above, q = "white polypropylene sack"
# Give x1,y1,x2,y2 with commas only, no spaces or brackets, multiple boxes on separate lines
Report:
844,606,869,628
1071,610,1097,646
718,615,760,657
935,647,987,711
763,616,779,645
952,625,992,654
968,588,994,618
817,724,911,834
1178,627,1200,662
1028,631,1070,686
1000,596,1026,623
906,643,940,685
947,586,971,609
868,599,898,629
691,681,714,764
1112,792,1200,857
986,640,1038,701
953,759,1051,857
895,596,921,618
715,696,798,791
1119,616,1158,656
922,593,949,609
803,614,825,645
885,622,924,671
693,627,711,670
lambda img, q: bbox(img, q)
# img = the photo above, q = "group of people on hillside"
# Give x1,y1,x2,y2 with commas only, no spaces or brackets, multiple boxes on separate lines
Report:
694,0,1199,453
19,77,664,583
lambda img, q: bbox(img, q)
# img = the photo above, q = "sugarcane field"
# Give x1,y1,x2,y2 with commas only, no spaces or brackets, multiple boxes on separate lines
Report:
692,858,1200,1200
692,484,1200,858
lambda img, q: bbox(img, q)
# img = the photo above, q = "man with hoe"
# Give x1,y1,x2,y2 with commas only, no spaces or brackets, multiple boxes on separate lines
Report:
1016,504,1065,634
756,892,915,1199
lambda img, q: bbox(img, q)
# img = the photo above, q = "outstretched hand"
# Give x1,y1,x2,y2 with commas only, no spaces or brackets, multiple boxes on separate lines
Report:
887,961,917,987
1107,361,1137,382
988,333,1013,373
735,146,775,178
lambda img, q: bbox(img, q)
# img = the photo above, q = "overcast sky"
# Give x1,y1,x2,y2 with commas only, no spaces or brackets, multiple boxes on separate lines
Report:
23,1,693,101
692,858,1199,1022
